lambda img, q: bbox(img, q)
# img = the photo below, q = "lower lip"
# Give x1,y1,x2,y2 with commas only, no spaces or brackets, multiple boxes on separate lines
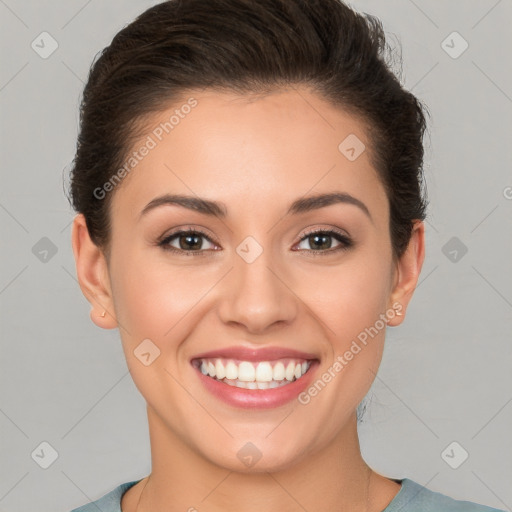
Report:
193,361,319,409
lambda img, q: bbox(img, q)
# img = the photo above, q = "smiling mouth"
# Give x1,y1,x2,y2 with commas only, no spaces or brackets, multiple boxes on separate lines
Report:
192,357,314,390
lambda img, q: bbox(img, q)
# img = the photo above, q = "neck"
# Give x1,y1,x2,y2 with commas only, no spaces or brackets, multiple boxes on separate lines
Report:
130,406,387,512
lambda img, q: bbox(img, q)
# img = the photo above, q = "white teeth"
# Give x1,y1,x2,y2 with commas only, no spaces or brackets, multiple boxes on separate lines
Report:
215,359,225,379
197,357,312,389
225,361,238,380
255,362,273,382
238,361,256,382
285,362,295,381
273,362,285,380
213,378,291,389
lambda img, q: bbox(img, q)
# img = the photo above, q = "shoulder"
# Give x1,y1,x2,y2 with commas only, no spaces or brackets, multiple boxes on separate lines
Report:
69,480,141,512
68,477,506,512
384,478,506,512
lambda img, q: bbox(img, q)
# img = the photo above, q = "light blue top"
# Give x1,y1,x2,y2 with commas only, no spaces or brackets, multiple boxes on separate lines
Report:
70,478,506,511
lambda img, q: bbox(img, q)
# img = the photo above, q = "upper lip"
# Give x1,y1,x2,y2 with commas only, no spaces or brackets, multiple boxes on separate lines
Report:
191,346,319,363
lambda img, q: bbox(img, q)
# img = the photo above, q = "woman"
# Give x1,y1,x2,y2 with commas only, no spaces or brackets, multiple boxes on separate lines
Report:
68,0,504,510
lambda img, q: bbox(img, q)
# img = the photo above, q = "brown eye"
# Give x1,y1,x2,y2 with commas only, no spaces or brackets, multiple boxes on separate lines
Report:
159,229,217,254
296,230,352,253
178,232,203,250
307,233,333,250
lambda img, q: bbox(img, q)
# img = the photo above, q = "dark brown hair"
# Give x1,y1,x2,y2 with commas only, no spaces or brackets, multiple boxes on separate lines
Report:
67,0,429,260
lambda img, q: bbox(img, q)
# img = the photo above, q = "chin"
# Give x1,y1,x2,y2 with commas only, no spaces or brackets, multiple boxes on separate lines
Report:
202,440,308,475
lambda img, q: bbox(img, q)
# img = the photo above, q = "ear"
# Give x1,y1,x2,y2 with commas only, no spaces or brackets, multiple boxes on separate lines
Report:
386,220,425,326
71,213,118,329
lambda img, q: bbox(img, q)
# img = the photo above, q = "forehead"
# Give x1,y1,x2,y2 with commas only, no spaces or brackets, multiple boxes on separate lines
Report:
110,87,388,222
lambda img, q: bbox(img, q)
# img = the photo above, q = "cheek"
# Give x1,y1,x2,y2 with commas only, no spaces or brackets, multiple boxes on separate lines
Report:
108,255,201,405
294,261,391,418
291,253,392,341
109,251,222,347
292,251,393,405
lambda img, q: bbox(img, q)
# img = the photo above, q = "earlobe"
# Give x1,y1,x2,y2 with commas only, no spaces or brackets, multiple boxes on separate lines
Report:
71,214,118,329
387,220,426,327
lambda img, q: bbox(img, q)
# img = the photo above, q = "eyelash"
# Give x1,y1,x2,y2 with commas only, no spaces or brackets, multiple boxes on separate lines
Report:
158,228,217,257
296,228,353,256
158,227,353,256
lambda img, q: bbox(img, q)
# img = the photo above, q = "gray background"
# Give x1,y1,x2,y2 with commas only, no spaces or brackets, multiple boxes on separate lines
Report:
1,1,511,511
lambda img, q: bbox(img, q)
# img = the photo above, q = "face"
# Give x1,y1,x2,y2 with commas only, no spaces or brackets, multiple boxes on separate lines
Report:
75,87,423,473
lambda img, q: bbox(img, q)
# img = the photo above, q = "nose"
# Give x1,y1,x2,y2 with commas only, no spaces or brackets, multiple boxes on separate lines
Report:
217,244,298,334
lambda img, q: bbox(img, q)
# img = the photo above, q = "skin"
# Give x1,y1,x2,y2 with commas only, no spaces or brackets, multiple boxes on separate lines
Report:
72,86,425,512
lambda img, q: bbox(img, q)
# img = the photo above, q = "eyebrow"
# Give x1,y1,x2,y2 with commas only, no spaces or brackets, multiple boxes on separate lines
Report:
289,192,372,221
139,192,372,222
